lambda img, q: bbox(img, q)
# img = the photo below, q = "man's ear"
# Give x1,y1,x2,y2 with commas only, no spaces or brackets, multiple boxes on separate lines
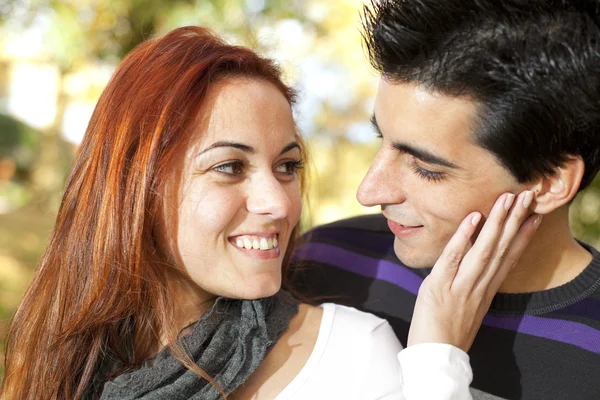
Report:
530,156,585,214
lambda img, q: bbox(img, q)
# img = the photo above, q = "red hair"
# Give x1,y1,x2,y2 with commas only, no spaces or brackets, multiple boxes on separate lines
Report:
1,26,306,399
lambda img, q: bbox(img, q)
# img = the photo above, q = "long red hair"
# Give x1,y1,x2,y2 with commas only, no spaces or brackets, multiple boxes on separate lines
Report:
1,26,306,400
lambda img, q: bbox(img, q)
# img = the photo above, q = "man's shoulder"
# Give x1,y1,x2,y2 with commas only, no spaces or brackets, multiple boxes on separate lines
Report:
298,213,396,258
306,213,390,234
290,214,419,330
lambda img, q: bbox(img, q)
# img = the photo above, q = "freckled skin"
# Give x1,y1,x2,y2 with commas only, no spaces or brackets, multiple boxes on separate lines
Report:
357,80,525,268
173,79,302,301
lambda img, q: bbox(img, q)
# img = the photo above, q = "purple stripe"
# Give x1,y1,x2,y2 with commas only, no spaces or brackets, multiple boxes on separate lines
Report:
301,228,396,255
484,315,600,354
297,242,600,355
294,242,424,295
552,297,600,321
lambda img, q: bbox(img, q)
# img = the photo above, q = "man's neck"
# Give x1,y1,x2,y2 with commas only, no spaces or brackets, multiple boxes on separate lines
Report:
499,206,593,293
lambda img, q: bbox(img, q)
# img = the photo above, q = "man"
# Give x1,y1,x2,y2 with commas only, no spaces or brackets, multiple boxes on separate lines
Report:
291,1,600,399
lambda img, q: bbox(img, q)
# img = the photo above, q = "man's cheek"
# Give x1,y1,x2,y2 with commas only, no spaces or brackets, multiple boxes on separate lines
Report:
428,212,468,250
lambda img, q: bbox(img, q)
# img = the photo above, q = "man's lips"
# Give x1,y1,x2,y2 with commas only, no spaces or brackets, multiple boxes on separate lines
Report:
387,219,424,238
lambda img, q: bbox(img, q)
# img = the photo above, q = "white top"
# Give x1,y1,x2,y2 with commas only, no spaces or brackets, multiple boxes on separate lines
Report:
274,303,473,400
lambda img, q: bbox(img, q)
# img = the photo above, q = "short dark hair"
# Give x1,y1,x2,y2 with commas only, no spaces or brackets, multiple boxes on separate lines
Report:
363,0,600,191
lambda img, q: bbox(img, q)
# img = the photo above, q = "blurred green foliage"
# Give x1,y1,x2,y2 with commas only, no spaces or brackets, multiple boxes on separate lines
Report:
0,114,40,179
571,180,600,248
0,114,38,153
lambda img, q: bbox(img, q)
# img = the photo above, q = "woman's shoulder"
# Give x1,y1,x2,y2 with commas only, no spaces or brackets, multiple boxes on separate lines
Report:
285,302,402,369
321,302,397,337
271,303,404,399
294,302,404,362
293,302,392,340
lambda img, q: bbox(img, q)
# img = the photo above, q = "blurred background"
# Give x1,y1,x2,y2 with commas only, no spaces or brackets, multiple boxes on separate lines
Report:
1,0,600,378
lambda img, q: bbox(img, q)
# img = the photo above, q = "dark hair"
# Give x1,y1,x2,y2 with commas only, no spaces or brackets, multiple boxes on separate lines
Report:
363,0,600,191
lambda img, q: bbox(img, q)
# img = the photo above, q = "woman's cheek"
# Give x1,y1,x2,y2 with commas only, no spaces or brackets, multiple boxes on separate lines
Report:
290,188,303,225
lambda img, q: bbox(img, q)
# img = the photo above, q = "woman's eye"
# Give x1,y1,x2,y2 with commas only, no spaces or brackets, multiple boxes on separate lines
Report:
275,160,304,176
213,161,244,176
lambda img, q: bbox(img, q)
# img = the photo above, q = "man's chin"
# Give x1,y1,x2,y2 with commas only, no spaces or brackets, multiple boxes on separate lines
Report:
393,240,438,269
395,256,433,269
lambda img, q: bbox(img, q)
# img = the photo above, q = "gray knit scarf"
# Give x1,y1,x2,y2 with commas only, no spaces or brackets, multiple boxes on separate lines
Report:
97,291,299,399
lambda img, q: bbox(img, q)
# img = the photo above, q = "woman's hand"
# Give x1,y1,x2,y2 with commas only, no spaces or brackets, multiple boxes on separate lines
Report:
407,191,541,352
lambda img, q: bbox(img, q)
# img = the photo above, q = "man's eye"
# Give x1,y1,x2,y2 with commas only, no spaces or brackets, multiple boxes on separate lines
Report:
275,160,304,176
213,161,244,176
411,161,445,182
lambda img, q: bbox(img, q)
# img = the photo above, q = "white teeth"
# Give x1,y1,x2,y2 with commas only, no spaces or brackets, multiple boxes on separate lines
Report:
260,238,269,250
233,235,279,251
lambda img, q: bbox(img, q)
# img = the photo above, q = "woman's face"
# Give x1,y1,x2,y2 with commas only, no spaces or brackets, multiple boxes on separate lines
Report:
173,79,302,300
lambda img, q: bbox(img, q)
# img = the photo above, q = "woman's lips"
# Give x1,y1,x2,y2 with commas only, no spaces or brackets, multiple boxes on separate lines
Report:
232,245,281,260
387,219,424,238
228,234,281,260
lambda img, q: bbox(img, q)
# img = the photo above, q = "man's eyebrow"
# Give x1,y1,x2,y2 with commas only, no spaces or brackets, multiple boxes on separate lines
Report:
371,114,460,169
198,141,300,156
393,142,460,169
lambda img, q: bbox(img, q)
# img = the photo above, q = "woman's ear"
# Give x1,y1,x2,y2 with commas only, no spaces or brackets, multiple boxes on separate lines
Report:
530,157,585,214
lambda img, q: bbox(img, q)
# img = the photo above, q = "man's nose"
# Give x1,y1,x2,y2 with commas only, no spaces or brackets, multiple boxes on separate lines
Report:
246,175,292,219
357,150,407,207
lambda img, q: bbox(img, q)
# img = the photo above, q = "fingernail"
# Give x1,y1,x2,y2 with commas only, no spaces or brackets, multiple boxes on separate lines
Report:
504,193,515,210
471,212,482,226
523,191,533,208
533,214,543,228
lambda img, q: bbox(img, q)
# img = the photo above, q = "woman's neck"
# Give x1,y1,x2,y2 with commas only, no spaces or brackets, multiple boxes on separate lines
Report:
158,278,216,349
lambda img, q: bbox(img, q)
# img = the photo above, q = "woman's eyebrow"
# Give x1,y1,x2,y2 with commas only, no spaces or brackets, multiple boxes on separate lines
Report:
279,142,300,155
197,141,299,157
199,141,255,155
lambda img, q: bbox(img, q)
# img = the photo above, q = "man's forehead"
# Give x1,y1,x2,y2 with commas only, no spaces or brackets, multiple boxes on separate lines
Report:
375,79,478,119
372,80,495,167
376,81,479,138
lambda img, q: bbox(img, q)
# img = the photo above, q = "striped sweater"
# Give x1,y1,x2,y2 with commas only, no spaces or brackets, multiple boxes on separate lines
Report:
290,213,600,400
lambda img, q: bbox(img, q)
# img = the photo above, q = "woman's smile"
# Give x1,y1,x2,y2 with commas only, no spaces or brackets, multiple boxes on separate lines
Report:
229,233,281,260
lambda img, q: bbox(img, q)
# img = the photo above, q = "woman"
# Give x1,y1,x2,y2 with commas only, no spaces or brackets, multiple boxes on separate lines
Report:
0,27,539,400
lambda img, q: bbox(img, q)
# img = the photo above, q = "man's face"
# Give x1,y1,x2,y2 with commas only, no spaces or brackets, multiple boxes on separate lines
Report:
357,79,525,268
